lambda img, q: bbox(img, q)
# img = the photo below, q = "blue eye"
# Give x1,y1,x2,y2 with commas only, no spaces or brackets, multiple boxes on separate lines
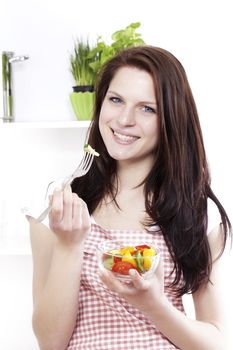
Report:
109,96,122,104
142,106,156,114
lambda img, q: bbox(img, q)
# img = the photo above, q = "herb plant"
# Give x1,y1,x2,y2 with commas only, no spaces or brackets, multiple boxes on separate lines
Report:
88,22,145,79
70,39,98,86
70,22,145,87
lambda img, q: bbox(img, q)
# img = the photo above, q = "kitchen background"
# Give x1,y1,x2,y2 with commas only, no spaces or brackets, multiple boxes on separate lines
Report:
0,0,232,349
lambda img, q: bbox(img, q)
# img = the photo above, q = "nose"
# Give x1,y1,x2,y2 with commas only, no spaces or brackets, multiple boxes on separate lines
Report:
117,106,136,127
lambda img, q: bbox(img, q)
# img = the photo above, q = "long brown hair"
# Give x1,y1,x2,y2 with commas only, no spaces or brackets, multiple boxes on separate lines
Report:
72,46,231,296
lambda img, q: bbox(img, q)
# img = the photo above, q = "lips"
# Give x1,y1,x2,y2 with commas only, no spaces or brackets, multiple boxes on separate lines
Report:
112,129,139,144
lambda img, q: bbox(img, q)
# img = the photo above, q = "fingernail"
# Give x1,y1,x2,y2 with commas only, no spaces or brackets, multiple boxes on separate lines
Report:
25,215,33,222
129,269,137,276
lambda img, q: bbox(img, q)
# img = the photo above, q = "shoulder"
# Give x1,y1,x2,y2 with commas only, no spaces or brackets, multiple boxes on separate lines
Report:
207,198,222,235
206,199,228,261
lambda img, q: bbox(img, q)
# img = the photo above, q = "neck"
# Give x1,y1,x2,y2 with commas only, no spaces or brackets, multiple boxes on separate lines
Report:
116,159,152,191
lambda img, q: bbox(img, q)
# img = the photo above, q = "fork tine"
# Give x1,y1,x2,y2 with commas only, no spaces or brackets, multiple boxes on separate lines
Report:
84,153,94,172
83,152,92,170
36,151,95,222
77,152,88,169
66,152,94,184
70,152,88,177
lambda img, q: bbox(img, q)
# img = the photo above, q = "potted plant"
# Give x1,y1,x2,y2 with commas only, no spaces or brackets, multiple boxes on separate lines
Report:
69,39,98,121
70,22,145,121
88,22,145,79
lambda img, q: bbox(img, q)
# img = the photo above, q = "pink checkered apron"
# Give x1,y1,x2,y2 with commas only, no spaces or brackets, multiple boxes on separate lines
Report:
66,221,184,350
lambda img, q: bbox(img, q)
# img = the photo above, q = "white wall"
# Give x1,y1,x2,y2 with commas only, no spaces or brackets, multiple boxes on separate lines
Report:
0,125,88,350
0,255,39,350
0,125,88,254
0,0,232,126
1,0,232,215
0,0,232,349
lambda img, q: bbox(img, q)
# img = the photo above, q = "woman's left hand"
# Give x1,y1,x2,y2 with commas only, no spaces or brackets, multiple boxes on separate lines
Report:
99,258,166,314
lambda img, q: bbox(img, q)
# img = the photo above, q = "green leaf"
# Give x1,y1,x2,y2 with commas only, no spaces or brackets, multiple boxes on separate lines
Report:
70,21,146,86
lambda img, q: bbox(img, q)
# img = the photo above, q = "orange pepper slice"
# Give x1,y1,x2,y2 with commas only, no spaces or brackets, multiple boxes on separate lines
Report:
122,251,137,268
120,246,135,255
143,247,156,270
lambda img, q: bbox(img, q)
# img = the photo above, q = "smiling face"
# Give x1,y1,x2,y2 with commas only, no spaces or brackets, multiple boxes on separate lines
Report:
99,66,159,168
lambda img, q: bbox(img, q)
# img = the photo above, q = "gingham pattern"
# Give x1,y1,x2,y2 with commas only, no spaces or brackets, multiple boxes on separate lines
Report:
67,223,183,350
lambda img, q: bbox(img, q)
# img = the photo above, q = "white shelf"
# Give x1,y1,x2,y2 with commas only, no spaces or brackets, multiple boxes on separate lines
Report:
0,120,91,129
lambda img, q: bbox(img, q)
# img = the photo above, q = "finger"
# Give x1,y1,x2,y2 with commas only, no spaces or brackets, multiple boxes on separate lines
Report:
98,269,125,294
155,256,164,280
25,215,36,223
72,194,91,230
129,269,148,291
62,185,73,223
49,188,63,224
72,193,82,228
48,195,52,205
79,200,91,231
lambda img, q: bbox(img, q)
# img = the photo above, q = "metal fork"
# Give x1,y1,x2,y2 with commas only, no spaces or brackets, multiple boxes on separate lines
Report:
36,152,95,222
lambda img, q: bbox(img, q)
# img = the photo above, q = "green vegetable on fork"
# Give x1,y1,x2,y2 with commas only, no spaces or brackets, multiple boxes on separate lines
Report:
84,144,100,157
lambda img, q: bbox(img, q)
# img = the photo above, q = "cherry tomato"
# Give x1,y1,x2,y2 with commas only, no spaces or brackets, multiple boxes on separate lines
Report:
114,256,122,263
135,244,151,251
112,261,137,275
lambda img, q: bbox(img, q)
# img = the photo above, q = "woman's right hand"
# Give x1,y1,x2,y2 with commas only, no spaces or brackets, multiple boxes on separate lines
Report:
49,184,91,247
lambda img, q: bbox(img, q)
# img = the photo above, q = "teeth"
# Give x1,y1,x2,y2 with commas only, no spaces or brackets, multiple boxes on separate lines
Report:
114,131,137,142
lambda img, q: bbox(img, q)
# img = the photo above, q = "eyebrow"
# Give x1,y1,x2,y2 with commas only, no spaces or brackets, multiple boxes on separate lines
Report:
107,90,157,106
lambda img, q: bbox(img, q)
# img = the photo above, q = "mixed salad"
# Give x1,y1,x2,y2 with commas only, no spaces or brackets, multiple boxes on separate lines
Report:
101,244,158,276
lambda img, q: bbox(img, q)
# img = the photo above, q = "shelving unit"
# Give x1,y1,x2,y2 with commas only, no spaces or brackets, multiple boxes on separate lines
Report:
0,120,91,129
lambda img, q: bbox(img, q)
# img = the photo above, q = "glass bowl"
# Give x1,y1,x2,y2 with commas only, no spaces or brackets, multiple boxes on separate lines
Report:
97,240,160,282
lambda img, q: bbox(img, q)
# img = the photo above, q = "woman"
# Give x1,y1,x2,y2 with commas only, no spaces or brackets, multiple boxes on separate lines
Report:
29,46,231,350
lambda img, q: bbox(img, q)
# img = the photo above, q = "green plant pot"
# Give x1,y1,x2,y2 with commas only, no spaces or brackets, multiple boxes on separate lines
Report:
70,90,95,121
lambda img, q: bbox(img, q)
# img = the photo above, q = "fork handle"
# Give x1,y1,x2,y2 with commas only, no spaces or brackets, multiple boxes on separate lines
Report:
36,178,73,223
36,204,52,223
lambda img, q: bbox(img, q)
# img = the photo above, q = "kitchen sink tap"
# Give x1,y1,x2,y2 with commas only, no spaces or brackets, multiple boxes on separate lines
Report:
1,51,29,122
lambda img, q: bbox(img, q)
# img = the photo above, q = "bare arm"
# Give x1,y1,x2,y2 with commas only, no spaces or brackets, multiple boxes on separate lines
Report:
100,224,227,350
30,186,91,350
